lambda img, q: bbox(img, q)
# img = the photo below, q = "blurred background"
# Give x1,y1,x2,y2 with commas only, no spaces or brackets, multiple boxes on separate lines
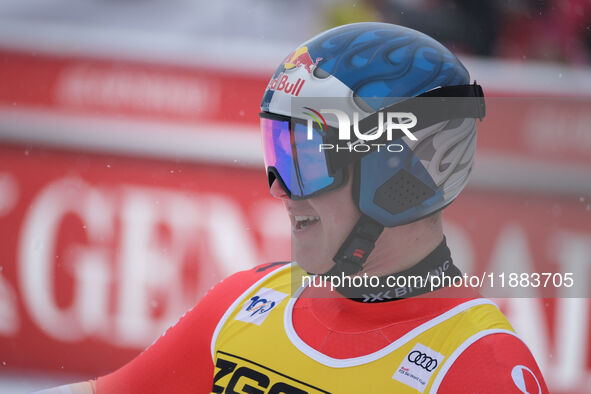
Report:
0,0,590,393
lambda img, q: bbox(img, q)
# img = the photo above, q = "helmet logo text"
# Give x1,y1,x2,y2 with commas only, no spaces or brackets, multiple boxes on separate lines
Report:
267,73,305,97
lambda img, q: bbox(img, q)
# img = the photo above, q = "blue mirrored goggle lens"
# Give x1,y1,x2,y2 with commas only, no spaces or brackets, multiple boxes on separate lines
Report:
261,117,292,190
291,122,334,197
260,116,335,198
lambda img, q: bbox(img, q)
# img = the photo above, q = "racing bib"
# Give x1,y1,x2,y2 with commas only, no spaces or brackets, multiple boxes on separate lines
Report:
211,264,514,393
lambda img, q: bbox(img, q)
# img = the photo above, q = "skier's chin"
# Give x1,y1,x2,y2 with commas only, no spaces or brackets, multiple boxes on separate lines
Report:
292,238,335,276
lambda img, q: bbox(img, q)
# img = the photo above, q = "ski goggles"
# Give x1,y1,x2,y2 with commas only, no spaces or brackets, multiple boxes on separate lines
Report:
260,83,486,200
260,112,346,199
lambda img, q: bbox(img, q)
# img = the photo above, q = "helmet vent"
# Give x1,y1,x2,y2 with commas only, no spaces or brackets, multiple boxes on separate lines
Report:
373,169,435,215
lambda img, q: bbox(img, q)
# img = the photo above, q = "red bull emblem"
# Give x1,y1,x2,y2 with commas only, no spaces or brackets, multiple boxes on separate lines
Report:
283,46,323,74
267,72,305,96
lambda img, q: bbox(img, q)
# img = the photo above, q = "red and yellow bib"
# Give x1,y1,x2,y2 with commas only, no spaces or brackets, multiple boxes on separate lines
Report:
211,264,515,393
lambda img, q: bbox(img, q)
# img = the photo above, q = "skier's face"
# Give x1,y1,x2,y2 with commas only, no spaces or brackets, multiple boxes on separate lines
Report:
270,171,360,274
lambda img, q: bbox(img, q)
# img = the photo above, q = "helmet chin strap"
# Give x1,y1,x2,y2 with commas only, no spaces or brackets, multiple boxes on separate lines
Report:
322,215,384,276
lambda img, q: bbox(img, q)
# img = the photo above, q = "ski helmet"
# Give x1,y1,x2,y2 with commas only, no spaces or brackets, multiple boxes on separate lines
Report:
260,22,485,275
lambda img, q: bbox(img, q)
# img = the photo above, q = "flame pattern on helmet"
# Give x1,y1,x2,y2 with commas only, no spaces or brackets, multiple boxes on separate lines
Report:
262,22,470,114
261,22,480,227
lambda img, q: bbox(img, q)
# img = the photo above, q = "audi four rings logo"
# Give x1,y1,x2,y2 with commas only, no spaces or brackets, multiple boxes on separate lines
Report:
407,350,438,372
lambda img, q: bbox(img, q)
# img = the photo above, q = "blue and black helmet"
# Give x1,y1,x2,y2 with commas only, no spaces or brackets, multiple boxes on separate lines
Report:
260,22,485,274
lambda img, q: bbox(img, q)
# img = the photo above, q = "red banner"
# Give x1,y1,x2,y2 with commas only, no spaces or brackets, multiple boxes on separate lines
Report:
0,144,590,392
0,49,264,126
0,145,290,375
1,49,590,393
479,98,591,166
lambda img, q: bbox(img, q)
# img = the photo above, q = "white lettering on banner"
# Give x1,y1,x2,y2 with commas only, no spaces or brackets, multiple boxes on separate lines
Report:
19,178,113,341
0,171,19,334
487,225,591,392
0,273,18,335
57,66,217,115
115,189,255,346
524,107,591,157
548,233,591,391
17,177,263,348
115,188,198,346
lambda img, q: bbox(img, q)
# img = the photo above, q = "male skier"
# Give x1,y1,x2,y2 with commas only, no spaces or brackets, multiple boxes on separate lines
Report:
37,22,548,394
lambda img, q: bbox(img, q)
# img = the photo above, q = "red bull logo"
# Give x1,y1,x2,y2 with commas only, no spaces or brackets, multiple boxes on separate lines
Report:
283,46,323,74
267,72,305,96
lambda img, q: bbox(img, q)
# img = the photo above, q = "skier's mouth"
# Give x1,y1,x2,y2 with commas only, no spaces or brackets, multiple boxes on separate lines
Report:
292,215,320,232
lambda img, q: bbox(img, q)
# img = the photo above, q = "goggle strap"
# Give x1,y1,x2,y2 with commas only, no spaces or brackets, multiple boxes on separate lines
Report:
323,215,384,276
326,82,485,171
